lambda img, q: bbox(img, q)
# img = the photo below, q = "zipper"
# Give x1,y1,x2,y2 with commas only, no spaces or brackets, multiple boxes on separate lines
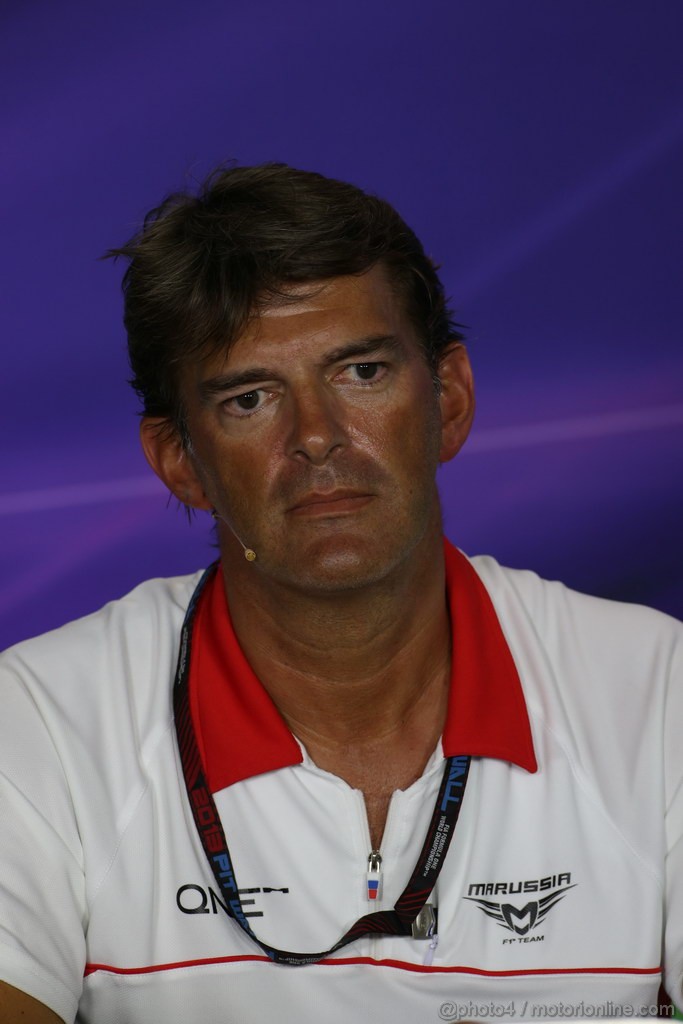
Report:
366,849,382,902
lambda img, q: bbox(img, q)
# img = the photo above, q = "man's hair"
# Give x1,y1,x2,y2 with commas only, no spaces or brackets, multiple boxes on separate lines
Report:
108,162,464,436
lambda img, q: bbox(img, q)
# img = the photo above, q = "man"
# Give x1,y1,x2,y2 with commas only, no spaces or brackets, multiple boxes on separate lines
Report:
0,164,681,1024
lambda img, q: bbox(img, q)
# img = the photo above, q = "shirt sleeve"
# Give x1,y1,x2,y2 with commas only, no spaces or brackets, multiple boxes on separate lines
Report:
0,661,85,1024
664,631,683,1007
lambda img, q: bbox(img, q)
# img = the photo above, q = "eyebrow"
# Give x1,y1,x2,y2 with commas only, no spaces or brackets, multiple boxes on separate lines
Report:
197,334,402,400
323,334,402,364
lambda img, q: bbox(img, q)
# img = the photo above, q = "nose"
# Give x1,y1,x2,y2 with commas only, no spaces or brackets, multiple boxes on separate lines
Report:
286,386,348,465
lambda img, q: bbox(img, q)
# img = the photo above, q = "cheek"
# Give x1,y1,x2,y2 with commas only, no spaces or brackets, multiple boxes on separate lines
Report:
219,437,294,526
353,397,441,478
384,383,441,449
188,434,252,513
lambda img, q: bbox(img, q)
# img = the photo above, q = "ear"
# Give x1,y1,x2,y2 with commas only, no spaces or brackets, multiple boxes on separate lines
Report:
140,418,213,511
436,343,475,463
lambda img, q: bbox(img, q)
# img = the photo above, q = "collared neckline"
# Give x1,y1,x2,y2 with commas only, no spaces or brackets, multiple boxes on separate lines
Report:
190,540,537,794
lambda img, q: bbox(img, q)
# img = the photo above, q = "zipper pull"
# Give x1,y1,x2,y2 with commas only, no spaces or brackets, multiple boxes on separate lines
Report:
424,929,439,966
367,850,382,902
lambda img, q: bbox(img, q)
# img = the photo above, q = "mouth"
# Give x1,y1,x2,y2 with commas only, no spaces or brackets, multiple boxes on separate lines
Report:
288,490,374,517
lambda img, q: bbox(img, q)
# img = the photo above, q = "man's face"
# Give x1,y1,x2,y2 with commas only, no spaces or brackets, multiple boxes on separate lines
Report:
180,265,458,594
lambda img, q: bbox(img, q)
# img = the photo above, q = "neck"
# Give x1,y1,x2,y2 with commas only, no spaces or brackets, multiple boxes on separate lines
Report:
220,528,451,751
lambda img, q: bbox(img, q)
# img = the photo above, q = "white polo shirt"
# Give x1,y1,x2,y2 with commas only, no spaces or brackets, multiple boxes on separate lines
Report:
0,542,681,1023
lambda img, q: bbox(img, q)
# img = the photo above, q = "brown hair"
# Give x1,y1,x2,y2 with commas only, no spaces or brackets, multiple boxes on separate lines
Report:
108,162,464,436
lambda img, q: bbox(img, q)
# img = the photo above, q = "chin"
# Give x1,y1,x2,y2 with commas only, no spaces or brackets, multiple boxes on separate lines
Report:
269,530,423,594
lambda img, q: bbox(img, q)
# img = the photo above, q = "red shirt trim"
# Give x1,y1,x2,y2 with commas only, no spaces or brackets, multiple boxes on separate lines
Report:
84,956,659,978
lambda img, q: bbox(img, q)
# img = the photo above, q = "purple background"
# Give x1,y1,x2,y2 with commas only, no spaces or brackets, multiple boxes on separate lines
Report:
2,0,682,649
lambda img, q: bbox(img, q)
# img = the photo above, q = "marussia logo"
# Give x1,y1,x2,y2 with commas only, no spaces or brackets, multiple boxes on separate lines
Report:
464,878,576,936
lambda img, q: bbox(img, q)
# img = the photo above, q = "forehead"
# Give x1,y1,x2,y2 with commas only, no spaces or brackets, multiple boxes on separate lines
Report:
201,264,420,374
255,264,401,326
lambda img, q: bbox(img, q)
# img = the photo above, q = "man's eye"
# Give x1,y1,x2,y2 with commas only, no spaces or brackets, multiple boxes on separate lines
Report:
236,391,260,409
226,390,264,415
350,362,383,381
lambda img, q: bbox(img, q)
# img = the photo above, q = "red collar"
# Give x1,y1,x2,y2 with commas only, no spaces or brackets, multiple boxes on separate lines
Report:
190,541,537,794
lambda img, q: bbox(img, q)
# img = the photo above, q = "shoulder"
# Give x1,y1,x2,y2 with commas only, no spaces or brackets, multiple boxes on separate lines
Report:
467,551,682,664
463,551,682,783
0,571,205,779
1,571,202,686
463,552,683,860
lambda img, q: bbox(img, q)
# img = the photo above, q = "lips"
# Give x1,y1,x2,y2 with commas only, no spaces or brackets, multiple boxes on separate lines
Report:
288,490,374,516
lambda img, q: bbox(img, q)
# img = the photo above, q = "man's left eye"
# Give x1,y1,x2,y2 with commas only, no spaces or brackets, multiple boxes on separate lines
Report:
350,362,382,381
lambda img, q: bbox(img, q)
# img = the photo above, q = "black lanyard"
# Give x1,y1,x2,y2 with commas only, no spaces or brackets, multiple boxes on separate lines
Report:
174,564,471,966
